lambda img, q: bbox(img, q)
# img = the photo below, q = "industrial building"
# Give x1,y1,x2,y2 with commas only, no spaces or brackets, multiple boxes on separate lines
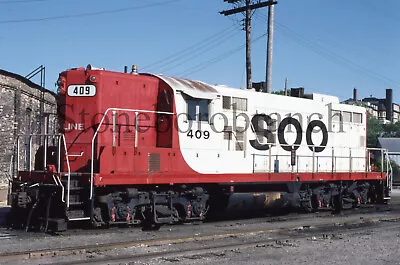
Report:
0,69,57,184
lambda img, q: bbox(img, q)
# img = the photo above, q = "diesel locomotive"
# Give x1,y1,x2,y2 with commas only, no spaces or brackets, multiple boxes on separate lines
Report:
7,65,392,231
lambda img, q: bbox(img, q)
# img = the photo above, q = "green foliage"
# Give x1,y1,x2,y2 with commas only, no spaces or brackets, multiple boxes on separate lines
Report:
272,90,290,96
375,158,400,179
392,160,400,179
367,115,382,147
382,121,400,137
367,116,400,147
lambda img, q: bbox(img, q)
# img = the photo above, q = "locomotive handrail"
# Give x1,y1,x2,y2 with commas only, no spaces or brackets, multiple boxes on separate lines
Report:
66,151,85,157
90,108,174,200
385,150,393,197
14,134,70,204
251,143,389,176
15,134,69,172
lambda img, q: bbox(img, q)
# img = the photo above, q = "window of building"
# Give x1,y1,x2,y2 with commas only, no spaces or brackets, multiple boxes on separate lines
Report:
187,98,209,122
25,108,32,133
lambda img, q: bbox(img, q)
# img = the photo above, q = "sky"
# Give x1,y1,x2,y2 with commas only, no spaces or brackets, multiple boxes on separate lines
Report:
0,0,399,103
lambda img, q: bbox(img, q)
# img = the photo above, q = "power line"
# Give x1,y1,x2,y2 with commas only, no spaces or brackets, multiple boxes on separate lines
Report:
275,22,400,88
176,32,267,78
255,14,400,89
0,0,180,24
142,25,238,72
156,28,240,73
277,22,400,88
0,0,58,4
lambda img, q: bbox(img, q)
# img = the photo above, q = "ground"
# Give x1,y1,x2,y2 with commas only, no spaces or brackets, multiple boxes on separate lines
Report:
0,190,399,264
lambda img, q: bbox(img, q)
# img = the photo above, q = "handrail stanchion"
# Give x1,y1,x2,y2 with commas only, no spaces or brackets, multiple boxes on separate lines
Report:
269,147,272,173
61,135,71,208
312,146,315,174
134,112,139,150
386,150,389,177
28,136,33,171
112,110,117,151
43,135,48,170
58,136,61,173
332,146,334,174
252,154,255,173
349,148,352,174
17,137,20,173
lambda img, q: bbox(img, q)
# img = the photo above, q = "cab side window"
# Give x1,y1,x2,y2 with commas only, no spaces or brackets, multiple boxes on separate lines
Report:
187,98,209,122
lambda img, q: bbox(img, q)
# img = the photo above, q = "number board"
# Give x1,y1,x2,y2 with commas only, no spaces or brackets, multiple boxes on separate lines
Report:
67,85,96,97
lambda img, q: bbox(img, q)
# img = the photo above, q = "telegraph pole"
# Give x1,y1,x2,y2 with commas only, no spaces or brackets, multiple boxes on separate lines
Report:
265,4,274,93
245,0,252,90
220,0,277,90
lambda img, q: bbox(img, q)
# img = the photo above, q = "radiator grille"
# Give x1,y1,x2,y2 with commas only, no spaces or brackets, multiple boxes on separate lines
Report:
148,153,161,172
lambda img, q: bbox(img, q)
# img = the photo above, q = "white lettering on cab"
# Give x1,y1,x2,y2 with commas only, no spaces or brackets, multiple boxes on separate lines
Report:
64,123,84,131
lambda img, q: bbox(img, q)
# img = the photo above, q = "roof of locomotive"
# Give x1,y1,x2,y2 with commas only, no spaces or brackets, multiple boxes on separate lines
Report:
153,74,219,99
64,67,356,109
154,74,343,105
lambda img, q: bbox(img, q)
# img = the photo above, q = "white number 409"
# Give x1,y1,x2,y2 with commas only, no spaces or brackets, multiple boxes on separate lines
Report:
67,85,96,97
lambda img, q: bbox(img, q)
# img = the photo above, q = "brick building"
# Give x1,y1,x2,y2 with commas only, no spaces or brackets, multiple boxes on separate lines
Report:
0,69,58,184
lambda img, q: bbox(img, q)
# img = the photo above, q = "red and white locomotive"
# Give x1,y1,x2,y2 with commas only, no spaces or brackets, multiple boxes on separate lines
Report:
8,65,392,231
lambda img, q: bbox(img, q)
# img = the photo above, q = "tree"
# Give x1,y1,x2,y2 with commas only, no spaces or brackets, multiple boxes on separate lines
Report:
367,115,383,147
272,90,290,96
375,158,400,182
382,121,400,137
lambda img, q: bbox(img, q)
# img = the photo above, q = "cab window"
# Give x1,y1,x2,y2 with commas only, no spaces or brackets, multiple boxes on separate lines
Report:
187,98,209,122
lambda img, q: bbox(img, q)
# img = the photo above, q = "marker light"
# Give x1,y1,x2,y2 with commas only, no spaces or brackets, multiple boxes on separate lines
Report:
89,75,97,83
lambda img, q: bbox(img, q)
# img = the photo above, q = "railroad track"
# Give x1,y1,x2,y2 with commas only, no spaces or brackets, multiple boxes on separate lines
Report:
1,212,400,265
44,202,396,238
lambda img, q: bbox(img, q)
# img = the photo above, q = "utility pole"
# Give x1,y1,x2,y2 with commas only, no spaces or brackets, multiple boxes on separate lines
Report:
284,77,288,96
265,4,274,93
220,0,277,90
245,0,252,90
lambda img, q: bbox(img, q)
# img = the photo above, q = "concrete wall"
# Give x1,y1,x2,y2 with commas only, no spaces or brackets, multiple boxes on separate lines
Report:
0,70,58,184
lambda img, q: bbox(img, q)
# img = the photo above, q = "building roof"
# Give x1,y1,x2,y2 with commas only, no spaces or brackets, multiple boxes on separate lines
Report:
377,137,400,153
0,69,57,96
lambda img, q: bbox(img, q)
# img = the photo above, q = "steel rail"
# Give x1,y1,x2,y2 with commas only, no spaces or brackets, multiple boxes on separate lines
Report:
51,220,400,265
1,214,399,264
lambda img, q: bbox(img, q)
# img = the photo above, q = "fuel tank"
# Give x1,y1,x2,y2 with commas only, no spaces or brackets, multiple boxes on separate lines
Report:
209,192,294,219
